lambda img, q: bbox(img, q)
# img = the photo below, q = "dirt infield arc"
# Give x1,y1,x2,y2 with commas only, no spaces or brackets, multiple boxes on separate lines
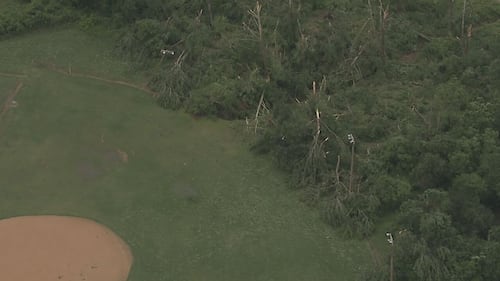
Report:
0,216,133,281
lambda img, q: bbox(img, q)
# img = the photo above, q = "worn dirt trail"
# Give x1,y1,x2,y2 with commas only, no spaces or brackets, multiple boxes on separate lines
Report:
34,60,158,97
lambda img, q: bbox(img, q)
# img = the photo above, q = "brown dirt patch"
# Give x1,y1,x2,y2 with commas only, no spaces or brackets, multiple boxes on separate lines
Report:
400,52,417,63
0,215,133,281
116,149,129,163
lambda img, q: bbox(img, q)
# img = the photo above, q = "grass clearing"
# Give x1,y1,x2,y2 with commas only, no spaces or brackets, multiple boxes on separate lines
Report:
0,28,373,281
0,77,18,106
0,28,143,83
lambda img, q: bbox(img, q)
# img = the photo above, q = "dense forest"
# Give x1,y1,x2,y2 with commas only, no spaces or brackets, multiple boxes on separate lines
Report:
2,0,500,280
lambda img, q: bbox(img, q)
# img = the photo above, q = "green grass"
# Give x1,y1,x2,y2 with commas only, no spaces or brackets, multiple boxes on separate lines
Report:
0,28,143,82
0,77,18,106
0,28,373,281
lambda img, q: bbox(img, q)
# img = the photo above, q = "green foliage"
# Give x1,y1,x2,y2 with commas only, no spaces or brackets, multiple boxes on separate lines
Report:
392,191,460,281
322,192,380,238
378,135,418,175
488,226,500,242
398,191,454,248
186,79,252,119
386,15,419,55
117,18,168,62
0,0,76,37
480,241,500,280
450,173,494,235
149,63,189,109
410,153,450,189
77,14,112,32
252,102,311,172
470,0,500,24
479,131,500,199
369,175,411,211
423,37,461,61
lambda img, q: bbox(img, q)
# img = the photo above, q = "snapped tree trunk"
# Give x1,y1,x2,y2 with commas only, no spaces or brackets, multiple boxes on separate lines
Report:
378,0,389,62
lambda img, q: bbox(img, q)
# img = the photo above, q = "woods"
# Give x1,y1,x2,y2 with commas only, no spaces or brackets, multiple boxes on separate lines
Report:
2,0,500,280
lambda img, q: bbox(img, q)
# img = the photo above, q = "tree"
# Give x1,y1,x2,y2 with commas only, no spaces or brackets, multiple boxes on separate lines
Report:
393,190,457,281
369,174,411,211
450,173,494,235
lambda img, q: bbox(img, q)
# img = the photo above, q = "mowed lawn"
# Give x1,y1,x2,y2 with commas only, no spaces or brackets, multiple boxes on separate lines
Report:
0,29,372,281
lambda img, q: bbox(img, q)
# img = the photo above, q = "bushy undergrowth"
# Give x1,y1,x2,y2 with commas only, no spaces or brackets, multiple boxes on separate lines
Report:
0,0,76,37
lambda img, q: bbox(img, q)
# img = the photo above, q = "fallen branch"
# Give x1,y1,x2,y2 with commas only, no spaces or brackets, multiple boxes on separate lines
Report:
335,155,341,184
254,93,265,134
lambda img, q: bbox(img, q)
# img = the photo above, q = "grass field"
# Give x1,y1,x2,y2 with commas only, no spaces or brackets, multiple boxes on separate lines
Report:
0,28,375,281
0,77,18,106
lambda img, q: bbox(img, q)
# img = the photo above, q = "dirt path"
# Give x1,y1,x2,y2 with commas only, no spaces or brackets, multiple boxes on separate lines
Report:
71,72,158,97
0,81,23,119
34,60,159,98
0,72,28,79
0,215,133,281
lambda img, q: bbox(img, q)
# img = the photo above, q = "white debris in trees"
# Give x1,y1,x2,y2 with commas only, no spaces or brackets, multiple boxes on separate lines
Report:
160,49,175,55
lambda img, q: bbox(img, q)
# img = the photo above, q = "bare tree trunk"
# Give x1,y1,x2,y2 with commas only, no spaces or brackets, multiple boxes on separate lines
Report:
461,0,470,55
378,0,388,62
335,155,341,185
248,1,263,42
349,140,355,193
244,1,269,73
254,93,265,134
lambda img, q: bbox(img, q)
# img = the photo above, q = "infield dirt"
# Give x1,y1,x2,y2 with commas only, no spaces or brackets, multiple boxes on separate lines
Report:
0,215,132,281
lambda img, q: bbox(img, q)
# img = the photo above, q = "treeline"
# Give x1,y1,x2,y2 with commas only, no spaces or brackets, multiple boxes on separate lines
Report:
0,0,75,36
6,0,500,280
